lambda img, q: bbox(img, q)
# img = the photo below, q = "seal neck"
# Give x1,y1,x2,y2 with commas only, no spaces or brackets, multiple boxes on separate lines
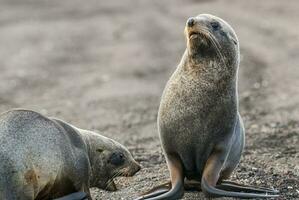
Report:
78,129,94,161
78,129,115,186
78,130,102,186
182,49,238,85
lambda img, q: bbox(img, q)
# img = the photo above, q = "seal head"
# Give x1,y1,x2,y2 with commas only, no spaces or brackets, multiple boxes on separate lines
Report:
84,131,141,191
185,14,239,70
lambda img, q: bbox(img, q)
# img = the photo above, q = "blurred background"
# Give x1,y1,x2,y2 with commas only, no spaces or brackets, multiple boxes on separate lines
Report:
0,0,298,199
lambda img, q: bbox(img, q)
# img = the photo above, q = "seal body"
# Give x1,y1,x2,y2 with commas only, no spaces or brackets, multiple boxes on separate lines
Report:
0,109,140,200
159,54,243,181
137,14,278,199
158,13,244,184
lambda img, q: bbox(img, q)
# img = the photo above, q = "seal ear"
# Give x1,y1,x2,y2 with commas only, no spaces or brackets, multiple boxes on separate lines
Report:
232,38,237,45
96,148,104,153
226,32,237,45
229,34,237,45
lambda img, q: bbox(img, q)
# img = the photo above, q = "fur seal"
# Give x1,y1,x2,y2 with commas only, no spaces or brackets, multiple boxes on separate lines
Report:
136,14,279,199
0,109,141,200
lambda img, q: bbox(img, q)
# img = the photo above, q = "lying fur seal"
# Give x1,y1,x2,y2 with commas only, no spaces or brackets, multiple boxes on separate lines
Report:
0,109,140,200
136,14,279,199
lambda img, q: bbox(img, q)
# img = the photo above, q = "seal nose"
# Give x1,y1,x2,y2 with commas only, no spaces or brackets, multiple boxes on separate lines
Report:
187,18,195,27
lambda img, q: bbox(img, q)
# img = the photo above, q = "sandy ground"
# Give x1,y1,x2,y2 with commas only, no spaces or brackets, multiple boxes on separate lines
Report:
0,0,298,199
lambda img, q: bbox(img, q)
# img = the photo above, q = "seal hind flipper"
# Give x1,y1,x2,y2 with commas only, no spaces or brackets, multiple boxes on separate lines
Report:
53,192,88,200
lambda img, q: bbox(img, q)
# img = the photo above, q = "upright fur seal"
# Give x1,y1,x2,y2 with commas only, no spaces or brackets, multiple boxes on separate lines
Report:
137,14,279,199
0,109,141,200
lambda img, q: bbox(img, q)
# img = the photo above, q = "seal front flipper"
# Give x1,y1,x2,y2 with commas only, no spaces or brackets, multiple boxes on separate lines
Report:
54,192,88,200
221,180,279,192
135,182,170,200
135,188,169,200
176,178,278,194
217,180,279,194
201,149,279,198
136,179,205,200
202,178,279,198
136,156,184,200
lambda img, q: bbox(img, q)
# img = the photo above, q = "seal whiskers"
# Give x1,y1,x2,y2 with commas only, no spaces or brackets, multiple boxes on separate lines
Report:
196,27,229,70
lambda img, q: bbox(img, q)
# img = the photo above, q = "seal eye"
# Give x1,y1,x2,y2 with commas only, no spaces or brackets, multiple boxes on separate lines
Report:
109,152,125,166
211,22,220,30
96,148,104,153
